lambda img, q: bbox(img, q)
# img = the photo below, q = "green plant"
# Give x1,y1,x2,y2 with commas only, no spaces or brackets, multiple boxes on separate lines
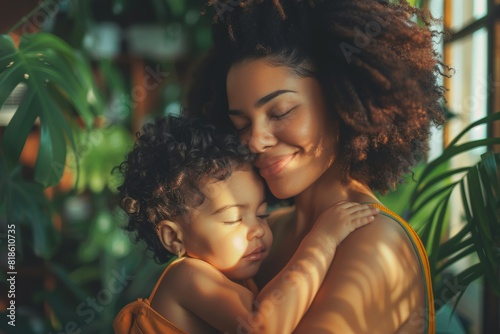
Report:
0,33,103,186
1,0,497,332
0,1,210,332
408,112,500,310
0,33,104,261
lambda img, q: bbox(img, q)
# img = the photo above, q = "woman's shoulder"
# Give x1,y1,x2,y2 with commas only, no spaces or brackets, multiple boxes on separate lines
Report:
293,207,428,333
328,203,425,284
343,206,416,251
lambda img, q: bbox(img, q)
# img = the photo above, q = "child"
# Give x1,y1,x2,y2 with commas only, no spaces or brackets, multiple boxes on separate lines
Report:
113,116,378,334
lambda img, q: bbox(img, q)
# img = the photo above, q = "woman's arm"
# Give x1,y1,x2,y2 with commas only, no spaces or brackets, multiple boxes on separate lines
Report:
173,202,378,334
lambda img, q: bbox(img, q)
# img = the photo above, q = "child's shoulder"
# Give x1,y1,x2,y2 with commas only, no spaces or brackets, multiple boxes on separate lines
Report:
152,258,229,312
162,257,228,289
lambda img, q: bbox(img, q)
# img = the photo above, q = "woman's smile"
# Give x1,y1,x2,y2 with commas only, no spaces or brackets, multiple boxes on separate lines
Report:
227,59,337,199
255,152,297,178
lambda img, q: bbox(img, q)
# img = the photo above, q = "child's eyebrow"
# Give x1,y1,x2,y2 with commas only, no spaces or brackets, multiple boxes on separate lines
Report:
211,204,245,215
211,199,266,215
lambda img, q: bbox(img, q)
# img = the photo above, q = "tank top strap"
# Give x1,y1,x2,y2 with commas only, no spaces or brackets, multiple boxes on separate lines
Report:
148,258,184,300
367,203,435,334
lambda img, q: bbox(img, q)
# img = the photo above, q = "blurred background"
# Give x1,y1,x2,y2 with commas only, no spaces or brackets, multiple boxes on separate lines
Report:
0,0,498,333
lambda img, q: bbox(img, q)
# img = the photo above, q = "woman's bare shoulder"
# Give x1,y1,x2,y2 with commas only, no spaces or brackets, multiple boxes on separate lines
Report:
294,212,426,333
339,211,420,265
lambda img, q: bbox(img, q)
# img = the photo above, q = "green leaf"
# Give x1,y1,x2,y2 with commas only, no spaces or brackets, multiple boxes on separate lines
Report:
410,167,468,210
467,165,500,294
428,197,450,274
436,243,475,274
411,182,457,215
413,113,500,194
409,113,500,305
1,159,60,259
49,263,89,302
437,225,472,260
0,33,103,187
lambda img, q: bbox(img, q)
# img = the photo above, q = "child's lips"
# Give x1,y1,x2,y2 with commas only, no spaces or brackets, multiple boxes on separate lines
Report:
242,246,266,261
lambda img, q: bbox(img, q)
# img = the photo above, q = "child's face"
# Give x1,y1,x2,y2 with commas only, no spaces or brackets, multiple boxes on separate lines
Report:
180,165,273,281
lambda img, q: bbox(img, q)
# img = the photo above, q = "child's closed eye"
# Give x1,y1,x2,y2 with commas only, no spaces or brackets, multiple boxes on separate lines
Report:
257,214,270,221
223,219,242,226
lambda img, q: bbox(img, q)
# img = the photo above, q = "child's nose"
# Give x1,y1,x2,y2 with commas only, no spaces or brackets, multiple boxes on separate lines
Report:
248,218,265,240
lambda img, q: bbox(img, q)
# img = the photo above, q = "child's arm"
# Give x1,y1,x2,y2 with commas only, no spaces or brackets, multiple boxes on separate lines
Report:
171,202,378,333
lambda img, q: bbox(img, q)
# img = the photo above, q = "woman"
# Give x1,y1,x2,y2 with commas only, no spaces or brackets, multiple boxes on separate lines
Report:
186,0,446,332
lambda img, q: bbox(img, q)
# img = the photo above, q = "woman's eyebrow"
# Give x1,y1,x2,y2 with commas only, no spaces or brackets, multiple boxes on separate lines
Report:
228,90,297,115
255,90,296,107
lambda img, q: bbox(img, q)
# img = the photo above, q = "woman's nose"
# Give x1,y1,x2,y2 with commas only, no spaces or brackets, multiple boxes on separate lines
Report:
246,124,277,153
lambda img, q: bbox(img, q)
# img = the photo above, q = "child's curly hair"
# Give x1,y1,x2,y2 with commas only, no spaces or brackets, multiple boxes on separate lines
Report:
116,116,253,263
186,0,450,193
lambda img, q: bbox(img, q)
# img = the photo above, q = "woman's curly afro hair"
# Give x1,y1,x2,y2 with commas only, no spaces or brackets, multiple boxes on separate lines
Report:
117,116,253,263
186,0,449,193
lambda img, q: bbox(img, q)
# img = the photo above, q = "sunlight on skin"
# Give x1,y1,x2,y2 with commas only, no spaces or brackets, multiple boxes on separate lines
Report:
292,226,425,334
225,58,427,333
377,241,417,327
179,166,273,281
227,60,337,201
362,240,421,331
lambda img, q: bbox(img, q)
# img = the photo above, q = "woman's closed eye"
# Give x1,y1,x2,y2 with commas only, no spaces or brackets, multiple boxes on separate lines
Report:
235,124,250,134
229,117,250,134
271,105,298,120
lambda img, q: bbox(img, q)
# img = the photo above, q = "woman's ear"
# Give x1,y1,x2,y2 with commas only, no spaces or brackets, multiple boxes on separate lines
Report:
156,221,186,257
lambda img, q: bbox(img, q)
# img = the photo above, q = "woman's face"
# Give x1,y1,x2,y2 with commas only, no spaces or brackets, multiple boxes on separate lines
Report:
226,58,338,199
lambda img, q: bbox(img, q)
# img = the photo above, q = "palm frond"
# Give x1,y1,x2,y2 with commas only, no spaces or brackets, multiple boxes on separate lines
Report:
408,112,500,309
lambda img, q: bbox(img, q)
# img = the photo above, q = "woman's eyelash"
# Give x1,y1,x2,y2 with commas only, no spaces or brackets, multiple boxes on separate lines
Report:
271,110,290,119
272,106,298,119
233,106,298,132
257,214,270,220
236,125,250,134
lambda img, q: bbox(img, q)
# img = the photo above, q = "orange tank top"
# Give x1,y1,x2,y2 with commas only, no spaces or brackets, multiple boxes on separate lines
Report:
113,259,259,334
113,259,188,334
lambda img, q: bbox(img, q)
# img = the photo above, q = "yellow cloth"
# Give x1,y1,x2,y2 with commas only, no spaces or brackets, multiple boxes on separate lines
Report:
113,259,259,334
113,259,188,334
113,297,188,334
369,203,435,334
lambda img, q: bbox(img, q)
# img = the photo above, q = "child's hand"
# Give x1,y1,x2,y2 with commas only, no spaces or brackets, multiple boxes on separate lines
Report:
314,202,379,247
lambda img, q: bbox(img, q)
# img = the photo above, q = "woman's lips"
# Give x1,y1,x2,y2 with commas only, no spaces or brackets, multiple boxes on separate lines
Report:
256,153,296,178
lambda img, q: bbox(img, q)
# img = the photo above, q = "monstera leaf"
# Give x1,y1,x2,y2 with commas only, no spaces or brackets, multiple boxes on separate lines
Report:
408,112,500,309
0,33,102,187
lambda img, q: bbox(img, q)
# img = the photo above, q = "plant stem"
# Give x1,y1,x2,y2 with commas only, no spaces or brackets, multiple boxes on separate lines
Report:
7,0,57,35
